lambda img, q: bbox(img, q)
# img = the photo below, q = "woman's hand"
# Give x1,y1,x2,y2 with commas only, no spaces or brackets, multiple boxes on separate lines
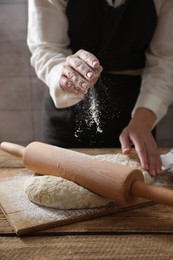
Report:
119,108,162,177
59,49,103,95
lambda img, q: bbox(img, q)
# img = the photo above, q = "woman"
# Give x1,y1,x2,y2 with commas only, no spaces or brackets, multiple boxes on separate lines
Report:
27,0,173,176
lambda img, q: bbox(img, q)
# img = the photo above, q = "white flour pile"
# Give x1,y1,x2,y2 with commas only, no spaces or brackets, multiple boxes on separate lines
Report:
24,153,154,210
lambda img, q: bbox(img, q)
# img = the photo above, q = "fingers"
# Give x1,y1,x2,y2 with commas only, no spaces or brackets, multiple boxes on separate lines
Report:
119,126,162,177
135,137,162,177
119,128,132,155
60,49,103,94
60,65,89,94
75,49,100,69
66,56,95,81
67,51,102,82
59,76,80,94
130,133,150,170
131,135,161,177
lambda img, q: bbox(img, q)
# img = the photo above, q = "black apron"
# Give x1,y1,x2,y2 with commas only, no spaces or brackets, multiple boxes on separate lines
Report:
42,0,157,148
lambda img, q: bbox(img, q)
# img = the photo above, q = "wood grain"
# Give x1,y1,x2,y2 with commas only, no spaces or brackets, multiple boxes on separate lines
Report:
1,149,173,259
0,148,172,236
1,235,173,259
43,203,173,235
0,167,151,236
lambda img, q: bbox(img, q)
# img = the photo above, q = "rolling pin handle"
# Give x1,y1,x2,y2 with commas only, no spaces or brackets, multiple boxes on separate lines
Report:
0,142,25,158
131,180,173,207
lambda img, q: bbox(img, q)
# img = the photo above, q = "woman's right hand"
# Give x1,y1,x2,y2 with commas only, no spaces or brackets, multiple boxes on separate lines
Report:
119,108,162,177
59,49,103,95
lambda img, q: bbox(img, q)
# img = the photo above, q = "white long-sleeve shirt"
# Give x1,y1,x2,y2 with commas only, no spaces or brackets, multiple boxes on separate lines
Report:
27,0,173,124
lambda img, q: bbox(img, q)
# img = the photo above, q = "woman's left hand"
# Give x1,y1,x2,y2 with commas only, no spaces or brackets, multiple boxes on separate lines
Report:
119,108,162,177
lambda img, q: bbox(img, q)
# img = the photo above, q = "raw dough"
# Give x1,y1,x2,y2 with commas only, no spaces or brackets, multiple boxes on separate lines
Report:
24,176,113,210
24,153,153,210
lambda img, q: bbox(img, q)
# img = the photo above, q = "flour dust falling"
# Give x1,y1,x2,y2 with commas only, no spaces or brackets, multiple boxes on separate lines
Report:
87,87,103,133
74,86,103,143
74,76,121,145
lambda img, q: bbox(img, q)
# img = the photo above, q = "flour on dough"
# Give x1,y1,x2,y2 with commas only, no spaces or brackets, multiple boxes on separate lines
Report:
94,153,154,184
24,153,153,210
24,176,113,210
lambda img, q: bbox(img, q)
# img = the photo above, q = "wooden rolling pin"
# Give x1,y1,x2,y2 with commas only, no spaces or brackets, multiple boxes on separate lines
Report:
1,141,173,206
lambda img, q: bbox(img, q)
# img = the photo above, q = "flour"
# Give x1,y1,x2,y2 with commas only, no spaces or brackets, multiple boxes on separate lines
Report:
88,87,103,133
94,153,154,184
74,86,103,141
74,76,120,144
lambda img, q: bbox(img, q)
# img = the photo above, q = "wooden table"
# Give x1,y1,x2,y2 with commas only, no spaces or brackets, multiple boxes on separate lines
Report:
1,148,173,259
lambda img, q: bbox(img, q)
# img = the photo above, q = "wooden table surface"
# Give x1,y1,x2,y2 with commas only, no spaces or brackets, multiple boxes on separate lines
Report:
1,147,173,260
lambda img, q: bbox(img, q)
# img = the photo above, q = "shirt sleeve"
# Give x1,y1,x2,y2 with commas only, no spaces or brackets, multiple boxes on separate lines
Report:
132,0,173,124
27,0,84,107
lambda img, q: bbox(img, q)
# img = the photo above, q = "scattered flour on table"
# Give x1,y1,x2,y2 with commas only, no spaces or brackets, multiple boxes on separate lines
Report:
24,153,154,210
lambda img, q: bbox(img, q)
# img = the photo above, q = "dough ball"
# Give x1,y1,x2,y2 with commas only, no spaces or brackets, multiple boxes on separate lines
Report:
24,176,112,210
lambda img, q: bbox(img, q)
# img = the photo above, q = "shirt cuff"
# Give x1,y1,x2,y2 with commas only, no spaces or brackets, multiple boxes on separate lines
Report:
48,63,84,108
